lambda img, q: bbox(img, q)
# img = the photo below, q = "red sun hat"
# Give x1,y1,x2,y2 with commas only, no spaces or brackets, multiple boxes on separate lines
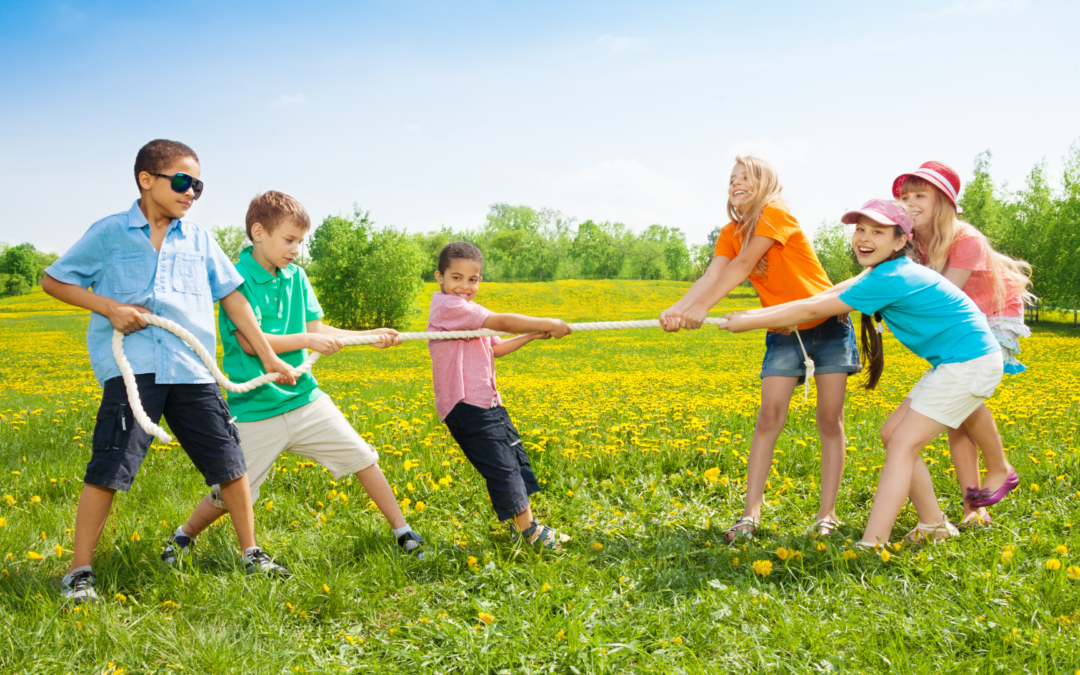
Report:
892,161,961,208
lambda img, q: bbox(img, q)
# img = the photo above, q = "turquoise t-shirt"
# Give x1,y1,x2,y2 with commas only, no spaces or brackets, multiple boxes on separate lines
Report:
838,256,998,367
219,247,325,422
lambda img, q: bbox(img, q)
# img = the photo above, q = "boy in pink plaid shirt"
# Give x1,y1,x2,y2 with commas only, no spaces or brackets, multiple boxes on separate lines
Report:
428,242,572,548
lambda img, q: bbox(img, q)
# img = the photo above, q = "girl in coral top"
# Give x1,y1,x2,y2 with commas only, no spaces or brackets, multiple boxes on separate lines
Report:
895,161,1032,526
661,156,860,541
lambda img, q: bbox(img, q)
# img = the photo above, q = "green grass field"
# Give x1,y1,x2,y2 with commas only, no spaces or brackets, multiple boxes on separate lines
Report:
1,282,1078,674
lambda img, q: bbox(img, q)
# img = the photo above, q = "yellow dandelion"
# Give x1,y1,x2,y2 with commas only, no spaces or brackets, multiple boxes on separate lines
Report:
477,611,494,625
1066,566,1080,581
751,560,773,577
592,542,603,551
27,551,43,561
703,467,720,483
1047,559,1062,571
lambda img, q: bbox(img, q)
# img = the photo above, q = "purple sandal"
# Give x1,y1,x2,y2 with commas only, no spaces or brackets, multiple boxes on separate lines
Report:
966,467,1019,508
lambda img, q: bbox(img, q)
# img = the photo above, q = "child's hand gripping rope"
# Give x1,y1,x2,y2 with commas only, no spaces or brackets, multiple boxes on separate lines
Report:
113,316,732,443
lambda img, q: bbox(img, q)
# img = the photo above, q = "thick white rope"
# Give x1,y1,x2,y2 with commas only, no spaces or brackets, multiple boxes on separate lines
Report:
114,315,730,442
792,329,816,403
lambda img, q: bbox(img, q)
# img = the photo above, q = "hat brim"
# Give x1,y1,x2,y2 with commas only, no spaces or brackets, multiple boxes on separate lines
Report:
892,172,958,207
841,209,901,227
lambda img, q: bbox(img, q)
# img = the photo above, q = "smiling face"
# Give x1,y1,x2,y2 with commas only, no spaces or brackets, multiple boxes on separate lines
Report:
138,155,200,221
899,186,938,233
434,258,483,301
250,219,307,274
851,216,909,267
728,162,752,209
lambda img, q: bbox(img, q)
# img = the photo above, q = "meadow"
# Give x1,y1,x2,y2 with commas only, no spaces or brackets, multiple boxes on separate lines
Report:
0,281,1078,674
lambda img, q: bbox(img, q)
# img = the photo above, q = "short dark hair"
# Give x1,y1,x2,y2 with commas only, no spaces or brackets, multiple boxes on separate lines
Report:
134,139,199,189
246,191,311,240
437,241,484,274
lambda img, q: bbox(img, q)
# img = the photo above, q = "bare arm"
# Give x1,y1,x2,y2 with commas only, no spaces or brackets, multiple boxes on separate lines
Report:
721,294,855,334
219,290,297,385
42,273,150,334
482,313,571,338
493,333,547,358
659,255,731,327
942,267,973,290
663,236,775,331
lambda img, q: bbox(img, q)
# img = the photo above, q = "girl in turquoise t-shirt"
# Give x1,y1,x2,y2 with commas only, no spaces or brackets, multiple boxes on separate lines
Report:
718,199,1009,549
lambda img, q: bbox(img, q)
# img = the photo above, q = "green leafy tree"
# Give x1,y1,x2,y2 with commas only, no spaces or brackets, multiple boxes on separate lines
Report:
571,220,629,279
661,227,690,281
307,207,423,329
212,225,249,264
0,243,38,295
812,221,861,284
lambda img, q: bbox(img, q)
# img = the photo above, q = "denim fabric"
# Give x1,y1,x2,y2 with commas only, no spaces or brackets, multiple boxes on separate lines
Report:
46,201,243,386
760,315,861,384
85,374,247,492
443,403,540,521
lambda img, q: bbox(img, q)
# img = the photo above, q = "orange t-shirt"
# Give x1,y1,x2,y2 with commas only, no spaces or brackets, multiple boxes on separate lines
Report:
714,201,832,330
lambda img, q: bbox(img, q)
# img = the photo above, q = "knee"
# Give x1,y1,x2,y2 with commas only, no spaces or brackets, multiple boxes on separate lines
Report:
755,406,787,432
816,412,844,439
884,439,919,462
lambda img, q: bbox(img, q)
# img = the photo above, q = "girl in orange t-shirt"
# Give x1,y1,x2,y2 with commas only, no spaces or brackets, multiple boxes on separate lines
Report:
895,161,1033,527
661,156,860,541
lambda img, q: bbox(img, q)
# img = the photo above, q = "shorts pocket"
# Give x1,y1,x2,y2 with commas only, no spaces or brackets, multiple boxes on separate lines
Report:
172,252,207,295
110,251,150,295
92,402,126,451
970,361,1003,398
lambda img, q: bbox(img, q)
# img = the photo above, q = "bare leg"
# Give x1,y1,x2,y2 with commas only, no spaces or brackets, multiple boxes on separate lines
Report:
355,464,406,530
181,495,228,539
862,408,947,545
948,427,989,521
514,506,535,533
962,404,1012,492
813,373,849,522
68,485,116,573
728,376,798,541
216,475,256,551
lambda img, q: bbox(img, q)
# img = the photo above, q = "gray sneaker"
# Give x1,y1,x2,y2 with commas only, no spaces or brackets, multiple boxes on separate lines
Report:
161,533,193,565
61,569,100,605
243,547,291,578
396,530,426,559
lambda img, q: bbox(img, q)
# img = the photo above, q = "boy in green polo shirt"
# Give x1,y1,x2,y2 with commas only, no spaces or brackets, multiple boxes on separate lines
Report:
162,191,424,562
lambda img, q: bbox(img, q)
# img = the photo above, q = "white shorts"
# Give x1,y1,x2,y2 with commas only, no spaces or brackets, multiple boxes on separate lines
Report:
908,351,1004,429
210,394,379,507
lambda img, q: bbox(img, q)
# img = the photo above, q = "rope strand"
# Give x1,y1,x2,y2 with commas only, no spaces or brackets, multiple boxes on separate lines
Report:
114,315,729,442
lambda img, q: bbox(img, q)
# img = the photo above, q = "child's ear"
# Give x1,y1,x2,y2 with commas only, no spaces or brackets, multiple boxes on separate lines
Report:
137,171,154,192
250,222,264,242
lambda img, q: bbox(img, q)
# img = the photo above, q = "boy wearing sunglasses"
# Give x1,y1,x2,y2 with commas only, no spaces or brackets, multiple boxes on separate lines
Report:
43,139,298,604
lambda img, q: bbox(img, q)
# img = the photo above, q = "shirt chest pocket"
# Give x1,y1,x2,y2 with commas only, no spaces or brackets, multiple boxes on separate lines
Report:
172,253,208,295
109,251,151,295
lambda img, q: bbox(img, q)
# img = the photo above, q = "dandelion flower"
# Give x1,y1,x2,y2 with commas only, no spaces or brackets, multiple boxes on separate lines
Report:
592,542,603,551
751,560,773,577
27,551,43,561
477,612,494,625
1046,559,1062,571
1066,566,1080,581
703,467,720,483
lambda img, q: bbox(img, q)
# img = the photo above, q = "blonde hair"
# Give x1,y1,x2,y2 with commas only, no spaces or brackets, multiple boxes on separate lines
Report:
727,156,784,277
900,175,1035,313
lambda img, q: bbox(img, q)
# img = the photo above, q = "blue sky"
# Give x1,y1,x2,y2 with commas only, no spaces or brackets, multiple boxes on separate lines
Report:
2,0,1078,254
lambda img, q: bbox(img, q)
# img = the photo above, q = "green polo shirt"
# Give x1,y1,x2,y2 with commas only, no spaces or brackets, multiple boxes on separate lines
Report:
219,247,325,422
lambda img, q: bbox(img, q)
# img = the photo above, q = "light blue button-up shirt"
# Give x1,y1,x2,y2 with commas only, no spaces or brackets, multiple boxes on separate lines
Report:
46,201,244,386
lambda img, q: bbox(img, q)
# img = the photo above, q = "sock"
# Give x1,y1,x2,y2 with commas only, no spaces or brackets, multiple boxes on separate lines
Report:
392,524,412,538
64,565,92,581
174,526,190,540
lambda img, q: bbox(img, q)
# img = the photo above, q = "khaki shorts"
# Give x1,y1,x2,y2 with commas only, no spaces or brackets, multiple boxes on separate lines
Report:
210,394,379,507
908,351,1004,429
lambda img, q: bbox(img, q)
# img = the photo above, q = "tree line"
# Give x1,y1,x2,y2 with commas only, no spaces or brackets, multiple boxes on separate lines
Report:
0,243,58,298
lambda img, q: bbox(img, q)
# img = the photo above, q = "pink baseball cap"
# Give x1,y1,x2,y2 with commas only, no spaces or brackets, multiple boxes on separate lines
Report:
841,199,913,236
892,161,961,208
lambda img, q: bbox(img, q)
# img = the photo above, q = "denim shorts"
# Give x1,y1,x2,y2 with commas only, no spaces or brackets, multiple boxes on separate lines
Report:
85,374,247,492
443,402,540,521
760,315,861,385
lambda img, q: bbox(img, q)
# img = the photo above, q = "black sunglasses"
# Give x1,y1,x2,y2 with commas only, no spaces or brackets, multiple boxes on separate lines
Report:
151,173,204,200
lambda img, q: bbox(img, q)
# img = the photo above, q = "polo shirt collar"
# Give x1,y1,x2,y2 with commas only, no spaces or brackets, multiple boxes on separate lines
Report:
238,246,295,284
127,200,186,234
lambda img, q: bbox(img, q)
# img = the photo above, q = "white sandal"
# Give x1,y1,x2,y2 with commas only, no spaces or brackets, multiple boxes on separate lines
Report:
723,515,759,542
904,519,960,544
807,516,842,537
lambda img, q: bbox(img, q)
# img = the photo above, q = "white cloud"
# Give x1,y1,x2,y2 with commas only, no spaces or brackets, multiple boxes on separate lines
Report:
557,159,692,202
593,34,650,56
930,0,1028,17
269,93,309,108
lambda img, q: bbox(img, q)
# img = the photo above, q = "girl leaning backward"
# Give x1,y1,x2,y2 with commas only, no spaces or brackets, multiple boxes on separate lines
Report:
720,199,1007,547
660,156,861,541
895,161,1030,528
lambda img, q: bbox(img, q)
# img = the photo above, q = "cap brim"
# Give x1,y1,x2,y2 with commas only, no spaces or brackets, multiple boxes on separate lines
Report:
841,209,899,227
893,171,958,207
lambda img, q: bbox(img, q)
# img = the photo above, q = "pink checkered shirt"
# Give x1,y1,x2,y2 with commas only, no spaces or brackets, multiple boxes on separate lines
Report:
427,292,503,420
